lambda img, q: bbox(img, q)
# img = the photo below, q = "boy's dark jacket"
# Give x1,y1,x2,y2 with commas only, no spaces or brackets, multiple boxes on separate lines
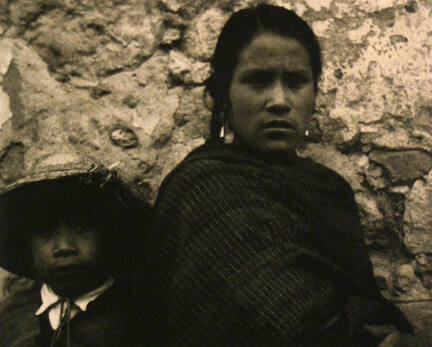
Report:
0,280,142,346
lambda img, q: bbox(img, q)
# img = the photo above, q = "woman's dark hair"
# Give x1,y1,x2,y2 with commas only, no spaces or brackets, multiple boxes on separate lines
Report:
205,4,322,141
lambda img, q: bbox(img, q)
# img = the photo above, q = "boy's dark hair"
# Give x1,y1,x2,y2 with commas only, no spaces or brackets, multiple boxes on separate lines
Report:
205,4,322,142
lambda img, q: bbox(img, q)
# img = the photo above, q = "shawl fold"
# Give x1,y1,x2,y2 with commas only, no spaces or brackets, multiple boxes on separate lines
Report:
145,143,412,346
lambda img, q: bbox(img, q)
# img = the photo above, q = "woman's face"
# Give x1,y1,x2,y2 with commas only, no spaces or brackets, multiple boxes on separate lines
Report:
228,31,315,152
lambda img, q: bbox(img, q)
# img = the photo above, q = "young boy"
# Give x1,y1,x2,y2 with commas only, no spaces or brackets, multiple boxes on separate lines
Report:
0,149,150,346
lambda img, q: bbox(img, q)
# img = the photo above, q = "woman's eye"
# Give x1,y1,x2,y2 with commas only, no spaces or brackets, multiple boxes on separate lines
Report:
284,74,309,89
286,81,303,89
242,73,272,87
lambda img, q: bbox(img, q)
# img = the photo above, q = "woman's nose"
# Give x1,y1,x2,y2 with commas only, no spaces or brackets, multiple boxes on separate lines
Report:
53,224,78,257
266,81,290,114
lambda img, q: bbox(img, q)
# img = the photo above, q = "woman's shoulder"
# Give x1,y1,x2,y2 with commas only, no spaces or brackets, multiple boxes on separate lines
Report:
298,156,355,194
155,144,239,199
0,280,40,315
157,143,355,200
0,281,40,343
161,143,247,178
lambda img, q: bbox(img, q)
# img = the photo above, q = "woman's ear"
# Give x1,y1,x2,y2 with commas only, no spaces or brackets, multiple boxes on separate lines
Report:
224,118,235,144
221,102,235,144
224,127,235,144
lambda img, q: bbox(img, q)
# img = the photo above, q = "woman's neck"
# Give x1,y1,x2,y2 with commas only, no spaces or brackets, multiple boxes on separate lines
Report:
230,139,298,163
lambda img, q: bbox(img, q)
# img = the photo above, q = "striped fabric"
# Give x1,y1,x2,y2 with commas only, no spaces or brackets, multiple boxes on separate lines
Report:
0,283,40,346
144,142,413,346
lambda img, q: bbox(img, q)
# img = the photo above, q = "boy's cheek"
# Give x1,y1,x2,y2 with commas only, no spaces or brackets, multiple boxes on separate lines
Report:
30,244,52,275
31,256,51,282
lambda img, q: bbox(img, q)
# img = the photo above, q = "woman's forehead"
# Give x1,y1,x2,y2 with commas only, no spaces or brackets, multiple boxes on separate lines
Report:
236,31,312,73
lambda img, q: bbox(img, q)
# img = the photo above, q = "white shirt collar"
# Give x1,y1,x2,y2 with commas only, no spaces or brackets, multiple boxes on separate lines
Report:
35,278,114,330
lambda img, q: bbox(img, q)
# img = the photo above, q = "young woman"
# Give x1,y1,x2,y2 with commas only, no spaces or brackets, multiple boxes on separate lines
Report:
145,5,415,346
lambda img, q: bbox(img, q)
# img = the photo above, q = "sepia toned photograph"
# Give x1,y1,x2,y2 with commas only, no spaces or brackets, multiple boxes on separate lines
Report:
0,0,431,345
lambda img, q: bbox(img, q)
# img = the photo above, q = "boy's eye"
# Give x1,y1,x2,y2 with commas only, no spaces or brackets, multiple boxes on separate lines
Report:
67,218,103,235
73,224,92,234
69,217,99,227
32,225,54,239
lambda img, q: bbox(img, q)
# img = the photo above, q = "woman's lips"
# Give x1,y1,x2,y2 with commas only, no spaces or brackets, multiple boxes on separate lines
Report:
262,120,296,131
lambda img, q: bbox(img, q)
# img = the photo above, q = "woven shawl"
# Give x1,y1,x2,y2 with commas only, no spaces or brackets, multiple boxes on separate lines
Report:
145,143,412,346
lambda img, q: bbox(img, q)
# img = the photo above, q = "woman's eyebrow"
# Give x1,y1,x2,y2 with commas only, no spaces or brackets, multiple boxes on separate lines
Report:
239,68,274,77
239,68,311,82
282,70,311,80
240,68,272,74
240,67,310,75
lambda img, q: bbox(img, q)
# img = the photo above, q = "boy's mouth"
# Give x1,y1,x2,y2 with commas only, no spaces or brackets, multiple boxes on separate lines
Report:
50,264,86,276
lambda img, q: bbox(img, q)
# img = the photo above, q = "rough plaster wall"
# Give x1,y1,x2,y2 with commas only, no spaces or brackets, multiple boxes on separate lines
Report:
0,0,431,333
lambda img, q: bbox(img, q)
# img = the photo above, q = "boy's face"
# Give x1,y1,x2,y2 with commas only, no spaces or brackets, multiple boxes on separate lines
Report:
29,218,108,298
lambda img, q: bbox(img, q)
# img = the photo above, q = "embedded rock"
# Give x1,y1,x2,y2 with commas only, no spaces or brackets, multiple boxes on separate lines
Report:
369,150,432,184
136,52,170,86
168,50,210,84
0,142,25,184
162,28,182,46
183,8,227,61
110,126,139,149
403,170,432,254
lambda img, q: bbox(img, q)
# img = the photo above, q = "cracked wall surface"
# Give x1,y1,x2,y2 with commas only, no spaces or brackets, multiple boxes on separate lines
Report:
0,0,431,335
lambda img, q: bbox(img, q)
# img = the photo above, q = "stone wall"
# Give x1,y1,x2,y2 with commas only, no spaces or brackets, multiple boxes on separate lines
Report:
1,0,431,335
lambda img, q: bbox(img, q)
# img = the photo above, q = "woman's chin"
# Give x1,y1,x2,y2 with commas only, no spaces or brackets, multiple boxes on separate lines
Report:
254,138,300,153
233,135,300,153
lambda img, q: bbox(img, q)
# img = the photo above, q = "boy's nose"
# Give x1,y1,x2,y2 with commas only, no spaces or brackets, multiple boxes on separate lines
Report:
53,224,78,257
